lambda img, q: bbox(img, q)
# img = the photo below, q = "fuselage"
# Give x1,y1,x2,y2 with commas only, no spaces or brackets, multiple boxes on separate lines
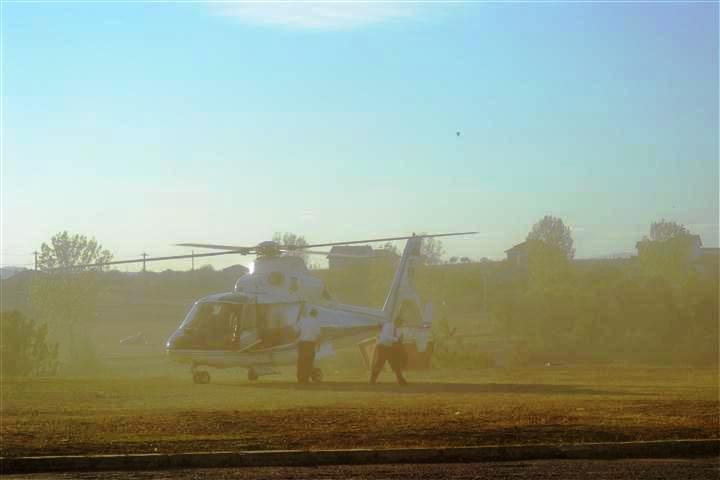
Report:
165,295,384,368
165,255,386,369
165,238,435,373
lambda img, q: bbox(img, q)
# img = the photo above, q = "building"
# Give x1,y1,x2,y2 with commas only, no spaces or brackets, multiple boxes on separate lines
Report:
327,246,400,271
693,247,719,275
504,239,564,268
697,247,720,260
327,246,373,271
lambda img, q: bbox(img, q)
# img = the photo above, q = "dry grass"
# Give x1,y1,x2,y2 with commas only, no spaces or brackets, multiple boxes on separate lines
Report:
1,364,717,457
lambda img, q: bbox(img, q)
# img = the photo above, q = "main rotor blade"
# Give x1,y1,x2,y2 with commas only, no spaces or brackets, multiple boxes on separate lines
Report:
301,250,393,258
283,232,478,251
48,250,244,271
176,243,253,254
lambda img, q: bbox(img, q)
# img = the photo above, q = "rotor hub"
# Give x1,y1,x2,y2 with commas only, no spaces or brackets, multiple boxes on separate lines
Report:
256,241,282,257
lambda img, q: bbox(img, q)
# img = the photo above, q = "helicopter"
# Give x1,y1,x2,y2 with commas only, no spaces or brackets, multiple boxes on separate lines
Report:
69,232,476,383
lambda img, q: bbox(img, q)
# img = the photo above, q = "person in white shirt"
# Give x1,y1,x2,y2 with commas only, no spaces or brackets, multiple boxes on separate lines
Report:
295,308,320,384
369,316,408,385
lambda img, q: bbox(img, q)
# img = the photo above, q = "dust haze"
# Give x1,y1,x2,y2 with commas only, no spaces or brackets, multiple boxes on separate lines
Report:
1,0,718,465
1,237,718,456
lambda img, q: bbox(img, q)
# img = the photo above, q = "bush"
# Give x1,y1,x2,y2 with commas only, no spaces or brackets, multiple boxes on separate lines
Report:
1,310,58,376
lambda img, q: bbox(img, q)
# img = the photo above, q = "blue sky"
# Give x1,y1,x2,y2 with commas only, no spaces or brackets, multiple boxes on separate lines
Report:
1,1,718,270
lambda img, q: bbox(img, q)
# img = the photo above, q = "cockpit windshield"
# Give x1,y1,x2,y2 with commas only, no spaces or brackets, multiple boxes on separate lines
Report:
181,303,250,330
179,302,255,349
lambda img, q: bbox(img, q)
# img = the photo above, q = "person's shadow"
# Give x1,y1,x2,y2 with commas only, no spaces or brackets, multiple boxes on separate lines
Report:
229,381,629,396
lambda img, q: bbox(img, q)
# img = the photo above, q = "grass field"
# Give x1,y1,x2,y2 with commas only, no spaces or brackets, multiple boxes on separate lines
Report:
1,355,717,458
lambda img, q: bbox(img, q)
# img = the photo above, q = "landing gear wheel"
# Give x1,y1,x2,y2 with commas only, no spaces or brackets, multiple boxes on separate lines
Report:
310,368,323,383
193,371,210,384
248,368,259,381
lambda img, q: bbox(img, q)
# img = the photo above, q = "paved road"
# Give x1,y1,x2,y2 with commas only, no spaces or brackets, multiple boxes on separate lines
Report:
5,458,719,479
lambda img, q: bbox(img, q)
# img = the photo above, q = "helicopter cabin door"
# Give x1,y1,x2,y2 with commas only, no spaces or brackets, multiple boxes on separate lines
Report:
255,302,302,348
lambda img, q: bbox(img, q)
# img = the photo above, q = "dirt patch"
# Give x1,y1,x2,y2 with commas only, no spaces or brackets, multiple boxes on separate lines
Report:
2,402,717,457
2,369,717,458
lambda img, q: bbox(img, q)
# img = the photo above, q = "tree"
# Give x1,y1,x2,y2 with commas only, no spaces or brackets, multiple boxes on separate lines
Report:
420,236,445,265
272,232,309,264
649,219,690,241
638,221,698,279
30,272,98,361
30,232,112,365
527,215,575,260
37,231,113,271
1,310,58,376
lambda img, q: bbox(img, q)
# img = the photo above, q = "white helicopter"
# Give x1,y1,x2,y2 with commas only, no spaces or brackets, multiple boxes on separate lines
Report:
74,232,475,383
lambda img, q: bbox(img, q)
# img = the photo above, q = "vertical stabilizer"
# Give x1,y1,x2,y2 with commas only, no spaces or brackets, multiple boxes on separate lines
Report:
381,236,428,325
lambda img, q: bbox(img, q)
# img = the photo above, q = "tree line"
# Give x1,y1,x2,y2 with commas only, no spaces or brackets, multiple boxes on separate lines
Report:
1,218,715,376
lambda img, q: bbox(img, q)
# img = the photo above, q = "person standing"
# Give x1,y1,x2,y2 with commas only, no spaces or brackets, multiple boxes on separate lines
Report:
295,308,320,384
369,317,408,385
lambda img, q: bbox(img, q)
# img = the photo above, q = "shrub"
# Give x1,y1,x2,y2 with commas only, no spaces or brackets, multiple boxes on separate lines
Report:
1,310,58,376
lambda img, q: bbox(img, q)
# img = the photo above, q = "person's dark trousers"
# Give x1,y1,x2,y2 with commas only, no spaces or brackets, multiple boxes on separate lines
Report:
297,341,316,384
370,345,407,385
389,344,408,385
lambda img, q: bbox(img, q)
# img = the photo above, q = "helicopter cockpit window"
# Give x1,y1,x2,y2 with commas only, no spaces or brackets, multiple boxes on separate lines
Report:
180,302,251,349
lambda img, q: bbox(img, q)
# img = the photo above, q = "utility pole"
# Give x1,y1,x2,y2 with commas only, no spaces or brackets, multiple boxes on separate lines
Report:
192,250,195,271
33,251,38,271
141,252,148,273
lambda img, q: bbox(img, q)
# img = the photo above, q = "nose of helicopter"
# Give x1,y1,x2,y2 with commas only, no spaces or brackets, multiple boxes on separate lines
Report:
165,328,189,351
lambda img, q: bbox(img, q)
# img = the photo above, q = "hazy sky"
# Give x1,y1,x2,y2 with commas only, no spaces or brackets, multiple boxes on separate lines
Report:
2,1,718,271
